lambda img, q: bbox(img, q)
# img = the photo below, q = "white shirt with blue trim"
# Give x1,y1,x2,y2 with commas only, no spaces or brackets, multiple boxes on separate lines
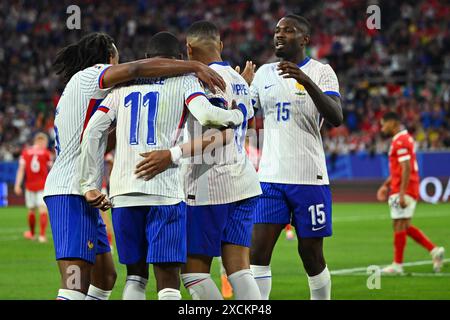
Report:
250,57,340,185
44,64,112,197
182,62,262,205
79,74,244,207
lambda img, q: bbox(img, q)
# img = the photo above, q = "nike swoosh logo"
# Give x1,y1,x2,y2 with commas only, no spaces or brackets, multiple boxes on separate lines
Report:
312,225,326,231
264,84,275,89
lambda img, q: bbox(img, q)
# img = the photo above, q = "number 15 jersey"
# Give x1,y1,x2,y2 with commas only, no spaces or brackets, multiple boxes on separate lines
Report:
250,57,340,186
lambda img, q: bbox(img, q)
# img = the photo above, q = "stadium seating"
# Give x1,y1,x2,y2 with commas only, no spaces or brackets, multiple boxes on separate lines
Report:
0,0,449,160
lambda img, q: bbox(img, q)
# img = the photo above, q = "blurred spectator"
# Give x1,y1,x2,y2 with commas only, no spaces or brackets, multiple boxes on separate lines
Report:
0,0,449,160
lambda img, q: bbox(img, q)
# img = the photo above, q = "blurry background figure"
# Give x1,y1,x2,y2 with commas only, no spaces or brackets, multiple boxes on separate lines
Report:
14,133,52,243
285,224,295,241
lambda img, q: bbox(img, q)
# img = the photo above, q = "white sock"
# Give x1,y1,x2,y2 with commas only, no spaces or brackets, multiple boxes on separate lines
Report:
123,275,148,300
57,289,86,300
181,273,223,300
228,269,261,300
250,265,272,300
307,266,331,300
158,288,181,300
85,285,112,300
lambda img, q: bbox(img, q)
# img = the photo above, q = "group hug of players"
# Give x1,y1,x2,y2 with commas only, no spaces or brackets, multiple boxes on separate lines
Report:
15,14,444,300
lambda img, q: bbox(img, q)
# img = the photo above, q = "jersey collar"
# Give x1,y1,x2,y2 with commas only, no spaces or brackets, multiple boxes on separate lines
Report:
208,61,230,67
297,56,311,68
393,129,408,141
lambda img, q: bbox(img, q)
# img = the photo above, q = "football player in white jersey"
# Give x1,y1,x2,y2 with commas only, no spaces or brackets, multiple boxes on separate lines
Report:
79,31,245,300
44,32,227,300
249,15,343,300
136,21,262,300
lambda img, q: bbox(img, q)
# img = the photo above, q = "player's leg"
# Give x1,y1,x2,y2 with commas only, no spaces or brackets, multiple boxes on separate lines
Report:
123,260,149,300
221,197,261,299
383,194,419,274
56,259,93,299
222,244,261,300
397,195,445,271
45,195,101,299
153,263,182,300
288,185,332,300
297,237,331,300
250,182,290,300
147,203,186,300
37,191,48,243
181,204,227,300
112,206,148,300
100,209,114,249
24,190,36,240
86,213,116,300
181,255,221,300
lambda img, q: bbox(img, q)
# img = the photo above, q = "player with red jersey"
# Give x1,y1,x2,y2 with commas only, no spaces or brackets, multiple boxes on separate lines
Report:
377,112,445,274
14,133,52,243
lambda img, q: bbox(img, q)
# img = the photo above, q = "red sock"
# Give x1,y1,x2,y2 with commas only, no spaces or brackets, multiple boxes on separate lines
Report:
39,213,48,237
406,225,435,252
28,211,36,235
394,231,407,264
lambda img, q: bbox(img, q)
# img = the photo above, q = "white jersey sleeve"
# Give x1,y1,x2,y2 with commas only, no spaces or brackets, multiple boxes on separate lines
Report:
182,63,261,205
183,75,244,128
79,93,118,195
317,64,340,97
44,63,113,197
79,64,112,97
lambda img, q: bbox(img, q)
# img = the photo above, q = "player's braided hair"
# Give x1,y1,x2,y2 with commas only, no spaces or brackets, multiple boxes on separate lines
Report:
53,32,115,83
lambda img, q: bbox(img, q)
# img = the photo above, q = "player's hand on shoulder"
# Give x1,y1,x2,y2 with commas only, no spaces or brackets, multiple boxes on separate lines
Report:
135,150,172,181
236,60,256,85
195,63,226,94
14,185,22,196
277,61,309,84
376,185,388,202
84,189,112,211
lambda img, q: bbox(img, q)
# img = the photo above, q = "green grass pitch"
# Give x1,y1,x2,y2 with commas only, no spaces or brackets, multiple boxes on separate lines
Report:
0,203,449,300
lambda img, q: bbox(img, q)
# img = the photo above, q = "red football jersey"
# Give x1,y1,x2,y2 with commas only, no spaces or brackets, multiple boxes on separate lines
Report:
20,146,52,191
388,130,420,199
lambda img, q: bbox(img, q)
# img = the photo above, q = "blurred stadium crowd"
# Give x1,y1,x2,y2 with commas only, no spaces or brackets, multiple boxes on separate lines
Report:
0,0,449,160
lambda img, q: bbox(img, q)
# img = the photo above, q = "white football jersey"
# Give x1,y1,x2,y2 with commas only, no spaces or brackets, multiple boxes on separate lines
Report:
182,62,262,205
44,64,112,197
79,74,244,206
250,57,340,185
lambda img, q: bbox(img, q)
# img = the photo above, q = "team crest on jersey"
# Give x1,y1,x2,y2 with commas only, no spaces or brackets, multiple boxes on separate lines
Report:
295,82,306,96
87,241,94,250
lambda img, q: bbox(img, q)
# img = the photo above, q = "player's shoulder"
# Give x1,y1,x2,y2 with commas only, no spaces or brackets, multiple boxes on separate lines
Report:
252,63,278,85
256,62,278,75
307,58,335,73
21,146,30,156
393,130,413,146
76,64,110,79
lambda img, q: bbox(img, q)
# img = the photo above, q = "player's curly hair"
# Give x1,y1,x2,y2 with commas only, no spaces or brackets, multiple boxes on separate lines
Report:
53,32,116,83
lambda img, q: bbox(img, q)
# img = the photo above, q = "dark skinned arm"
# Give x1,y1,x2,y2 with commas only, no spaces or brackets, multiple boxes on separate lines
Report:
135,128,234,181
277,61,343,127
377,175,391,202
102,59,225,93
